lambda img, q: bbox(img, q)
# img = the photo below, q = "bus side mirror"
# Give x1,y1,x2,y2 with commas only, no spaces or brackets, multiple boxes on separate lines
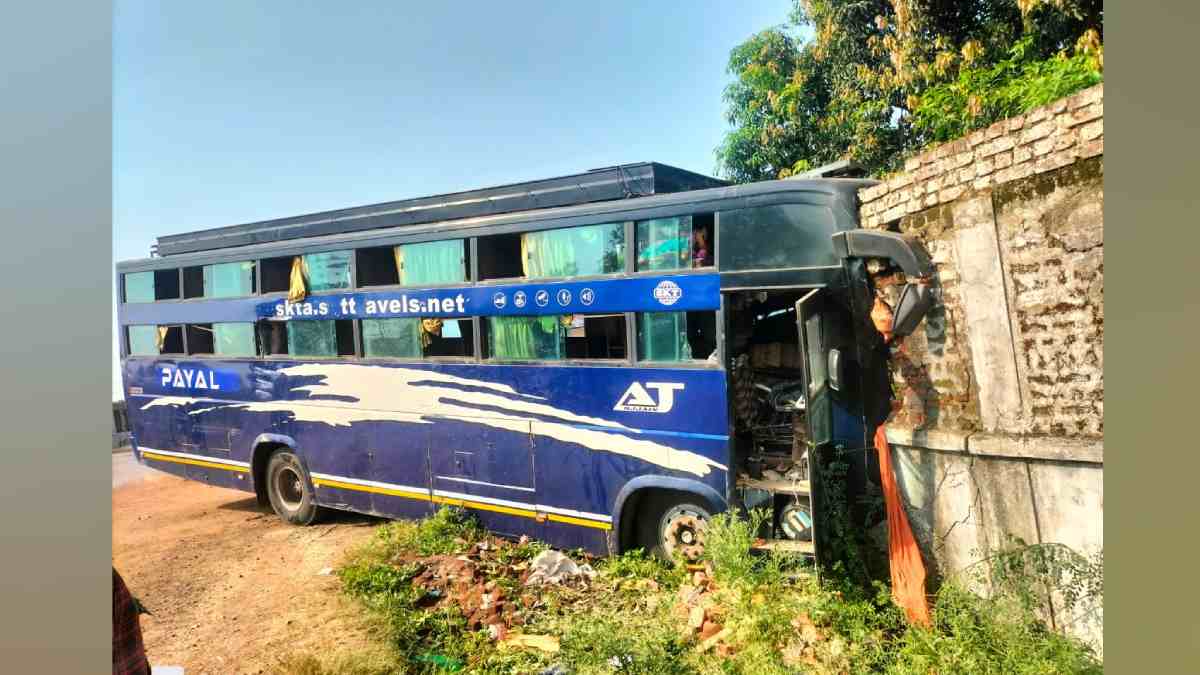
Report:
891,282,934,340
828,349,842,391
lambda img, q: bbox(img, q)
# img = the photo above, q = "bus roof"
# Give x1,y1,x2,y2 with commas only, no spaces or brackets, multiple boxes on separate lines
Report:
118,173,878,272
153,162,728,258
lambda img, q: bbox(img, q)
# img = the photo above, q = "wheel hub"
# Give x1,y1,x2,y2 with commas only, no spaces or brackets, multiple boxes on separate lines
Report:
664,513,707,561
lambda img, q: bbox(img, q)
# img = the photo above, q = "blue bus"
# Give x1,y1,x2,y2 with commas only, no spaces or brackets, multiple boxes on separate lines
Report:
116,163,933,562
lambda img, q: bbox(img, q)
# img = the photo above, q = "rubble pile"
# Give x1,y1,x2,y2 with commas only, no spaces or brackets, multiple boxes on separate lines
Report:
395,537,597,638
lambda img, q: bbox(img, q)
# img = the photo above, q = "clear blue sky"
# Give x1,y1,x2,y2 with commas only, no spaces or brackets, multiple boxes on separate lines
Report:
113,0,795,399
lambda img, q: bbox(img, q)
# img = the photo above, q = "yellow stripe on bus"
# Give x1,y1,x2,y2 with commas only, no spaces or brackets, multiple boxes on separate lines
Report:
142,451,249,473
315,476,612,531
312,477,430,502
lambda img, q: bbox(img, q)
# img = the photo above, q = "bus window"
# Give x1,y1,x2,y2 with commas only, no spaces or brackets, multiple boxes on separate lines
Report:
186,322,257,356
424,318,474,357
259,320,354,357
355,246,400,287
183,261,256,299
362,317,475,358
361,318,421,358
478,223,625,280
302,251,352,292
565,314,627,359
717,203,838,271
485,314,626,360
636,311,718,363
127,325,159,355
635,213,713,271
123,269,180,303
158,325,185,354
260,256,293,293
186,324,215,354
397,240,467,286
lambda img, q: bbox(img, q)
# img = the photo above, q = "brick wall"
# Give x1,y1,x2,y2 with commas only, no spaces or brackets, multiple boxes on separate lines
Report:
859,83,1103,445
856,85,1104,653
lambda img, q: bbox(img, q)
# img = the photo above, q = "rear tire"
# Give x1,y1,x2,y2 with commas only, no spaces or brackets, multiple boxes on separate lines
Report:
639,494,712,561
266,451,319,526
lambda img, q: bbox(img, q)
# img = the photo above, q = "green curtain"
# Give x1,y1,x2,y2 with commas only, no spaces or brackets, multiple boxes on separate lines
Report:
362,318,423,358
124,272,155,303
127,325,159,355
287,320,337,356
213,322,256,356
303,251,351,291
205,261,255,298
638,312,692,362
636,217,693,271
397,240,465,286
488,316,563,359
523,223,624,278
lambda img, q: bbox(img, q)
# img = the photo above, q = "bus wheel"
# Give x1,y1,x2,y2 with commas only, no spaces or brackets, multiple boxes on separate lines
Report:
266,452,318,526
644,497,711,562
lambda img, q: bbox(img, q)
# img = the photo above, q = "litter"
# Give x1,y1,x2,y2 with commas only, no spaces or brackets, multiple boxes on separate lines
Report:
500,633,561,653
524,550,597,586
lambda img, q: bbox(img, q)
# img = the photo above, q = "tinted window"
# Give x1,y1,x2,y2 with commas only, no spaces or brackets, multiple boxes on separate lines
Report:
124,272,155,303
637,311,718,362
523,223,625,278
398,240,466,286
362,318,422,358
214,322,257,356
206,261,256,297
717,203,837,270
127,325,159,355
286,320,354,357
635,214,713,271
303,251,352,291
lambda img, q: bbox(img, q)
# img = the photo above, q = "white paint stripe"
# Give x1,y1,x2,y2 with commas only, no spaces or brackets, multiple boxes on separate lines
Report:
309,471,429,495
435,475,536,493
139,446,249,468
432,487,612,523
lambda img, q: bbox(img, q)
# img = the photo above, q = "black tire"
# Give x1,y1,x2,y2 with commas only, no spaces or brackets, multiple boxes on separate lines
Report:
265,451,319,525
639,494,712,561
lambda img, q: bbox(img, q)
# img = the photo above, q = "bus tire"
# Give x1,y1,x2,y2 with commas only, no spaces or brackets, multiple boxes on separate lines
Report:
640,494,711,562
265,451,319,526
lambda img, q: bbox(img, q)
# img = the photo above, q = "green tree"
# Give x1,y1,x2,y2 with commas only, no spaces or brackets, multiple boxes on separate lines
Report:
717,0,1103,180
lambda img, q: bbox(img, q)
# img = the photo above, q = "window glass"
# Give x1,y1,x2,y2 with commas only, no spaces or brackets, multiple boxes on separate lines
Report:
398,240,465,286
205,261,256,298
636,217,691,271
637,311,718,362
487,316,565,360
303,251,351,291
717,203,837,271
362,318,422,358
128,325,159,355
214,322,257,356
287,321,337,356
522,223,624,278
124,272,155,303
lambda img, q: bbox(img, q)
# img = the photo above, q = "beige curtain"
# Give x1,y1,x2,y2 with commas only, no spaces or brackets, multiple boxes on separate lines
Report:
287,256,307,303
155,326,169,351
393,246,405,285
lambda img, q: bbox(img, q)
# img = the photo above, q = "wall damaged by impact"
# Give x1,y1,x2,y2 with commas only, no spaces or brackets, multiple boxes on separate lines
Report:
857,84,1103,653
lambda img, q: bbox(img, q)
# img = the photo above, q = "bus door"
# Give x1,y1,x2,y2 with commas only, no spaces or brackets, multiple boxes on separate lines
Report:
795,288,869,570
429,421,538,538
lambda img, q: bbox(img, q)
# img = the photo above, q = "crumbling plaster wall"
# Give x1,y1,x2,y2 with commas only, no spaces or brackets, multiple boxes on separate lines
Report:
857,84,1103,653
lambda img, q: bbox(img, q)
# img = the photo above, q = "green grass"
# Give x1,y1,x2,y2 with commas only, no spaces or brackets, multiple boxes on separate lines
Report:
286,506,1101,674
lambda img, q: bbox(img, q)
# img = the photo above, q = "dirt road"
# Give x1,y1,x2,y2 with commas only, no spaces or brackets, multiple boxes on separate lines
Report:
112,455,384,674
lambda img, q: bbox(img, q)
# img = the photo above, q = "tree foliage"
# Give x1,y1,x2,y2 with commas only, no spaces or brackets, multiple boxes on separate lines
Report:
717,0,1103,182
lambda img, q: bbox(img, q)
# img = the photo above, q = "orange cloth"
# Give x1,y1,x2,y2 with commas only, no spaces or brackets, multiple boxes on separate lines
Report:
875,424,932,626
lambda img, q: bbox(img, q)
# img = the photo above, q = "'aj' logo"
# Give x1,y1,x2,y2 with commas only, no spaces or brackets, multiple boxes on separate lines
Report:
613,382,685,413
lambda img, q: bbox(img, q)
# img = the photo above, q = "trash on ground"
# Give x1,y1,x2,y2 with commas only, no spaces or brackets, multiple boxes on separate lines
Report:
524,550,597,587
500,633,561,653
